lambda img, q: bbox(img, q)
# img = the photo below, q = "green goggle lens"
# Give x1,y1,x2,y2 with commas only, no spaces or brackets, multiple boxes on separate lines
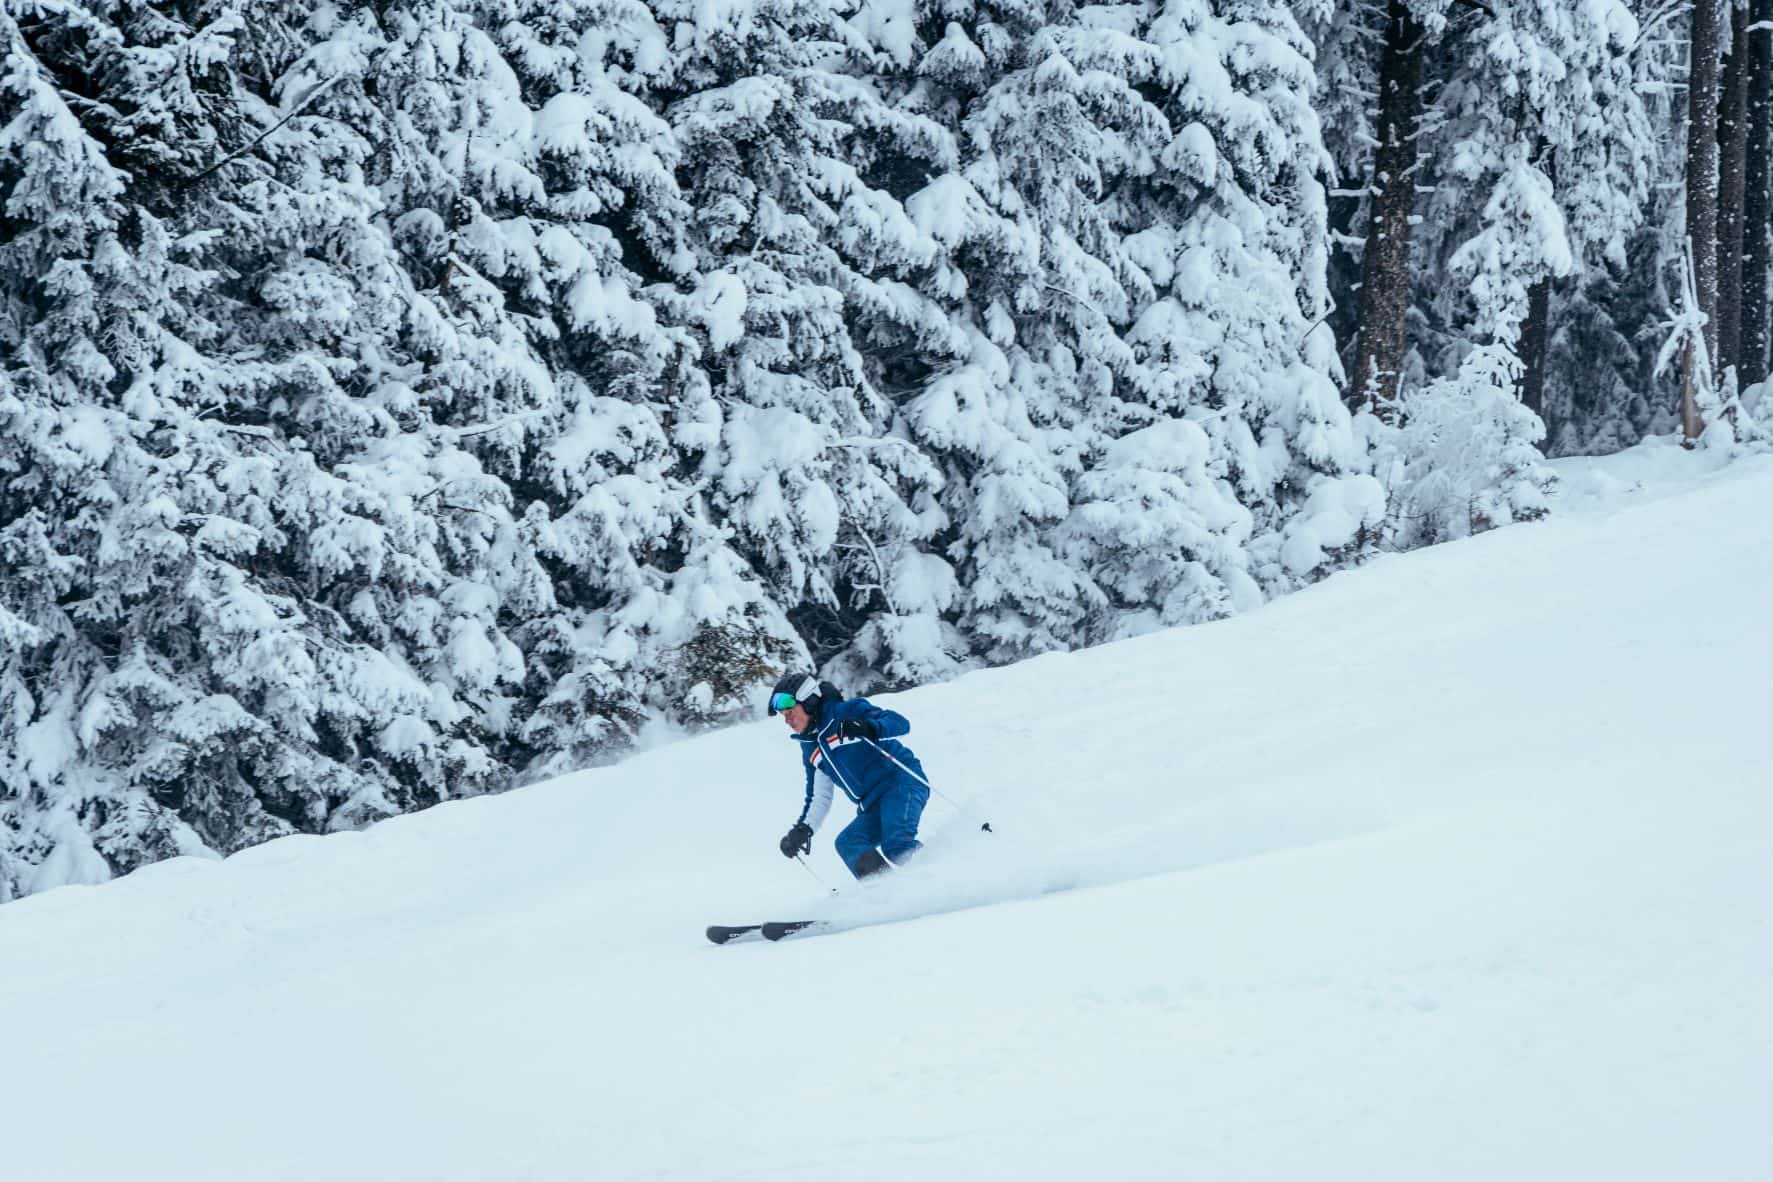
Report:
771,692,799,712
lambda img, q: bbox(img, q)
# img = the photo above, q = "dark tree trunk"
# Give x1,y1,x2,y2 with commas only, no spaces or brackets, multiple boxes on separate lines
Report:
1348,0,1423,420
1684,0,1723,440
1741,0,1773,388
1717,1,1751,376
1519,276,1554,429
1519,142,1557,449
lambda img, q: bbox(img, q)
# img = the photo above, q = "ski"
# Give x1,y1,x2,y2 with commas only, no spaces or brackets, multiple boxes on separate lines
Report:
762,920,822,941
705,920,824,945
705,924,767,945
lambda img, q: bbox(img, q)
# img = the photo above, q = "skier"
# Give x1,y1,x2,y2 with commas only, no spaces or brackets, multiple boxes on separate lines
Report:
767,673,931,879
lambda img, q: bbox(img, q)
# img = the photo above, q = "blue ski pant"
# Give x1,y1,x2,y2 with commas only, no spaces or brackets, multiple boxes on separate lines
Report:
833,778,929,876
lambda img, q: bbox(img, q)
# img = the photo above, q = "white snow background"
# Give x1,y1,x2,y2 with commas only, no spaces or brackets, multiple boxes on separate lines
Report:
2,439,1769,1181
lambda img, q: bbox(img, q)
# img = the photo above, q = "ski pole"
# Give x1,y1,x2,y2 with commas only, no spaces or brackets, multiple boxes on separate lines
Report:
862,737,993,833
795,854,839,894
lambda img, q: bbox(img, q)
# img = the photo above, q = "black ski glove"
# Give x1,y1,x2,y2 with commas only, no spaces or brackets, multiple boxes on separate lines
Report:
836,718,878,741
779,822,813,859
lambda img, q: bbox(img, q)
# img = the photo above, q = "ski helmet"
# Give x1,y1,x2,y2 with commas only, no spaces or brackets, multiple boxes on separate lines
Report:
767,673,838,717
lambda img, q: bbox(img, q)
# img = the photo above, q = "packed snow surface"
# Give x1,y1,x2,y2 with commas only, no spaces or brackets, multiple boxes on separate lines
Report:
3,440,1769,1180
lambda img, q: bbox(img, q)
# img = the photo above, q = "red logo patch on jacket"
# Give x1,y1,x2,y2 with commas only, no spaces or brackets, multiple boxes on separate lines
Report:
809,735,848,767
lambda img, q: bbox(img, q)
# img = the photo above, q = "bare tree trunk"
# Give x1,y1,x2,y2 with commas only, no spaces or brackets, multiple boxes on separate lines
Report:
1348,0,1423,421
1741,0,1773,387
1717,1,1751,375
1684,0,1724,441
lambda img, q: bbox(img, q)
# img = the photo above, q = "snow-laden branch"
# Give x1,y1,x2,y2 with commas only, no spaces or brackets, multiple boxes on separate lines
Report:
1633,1,1693,54
837,499,892,612
185,73,347,188
823,435,921,459
1653,239,1711,386
445,411,547,440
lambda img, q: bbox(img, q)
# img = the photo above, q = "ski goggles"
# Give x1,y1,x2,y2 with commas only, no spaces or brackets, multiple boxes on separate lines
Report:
769,675,821,715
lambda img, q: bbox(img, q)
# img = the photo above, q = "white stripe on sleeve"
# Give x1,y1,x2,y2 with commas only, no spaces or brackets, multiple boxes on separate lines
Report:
802,776,833,832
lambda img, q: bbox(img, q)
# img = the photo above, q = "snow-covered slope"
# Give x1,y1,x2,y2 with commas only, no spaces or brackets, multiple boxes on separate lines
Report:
4,441,1770,1181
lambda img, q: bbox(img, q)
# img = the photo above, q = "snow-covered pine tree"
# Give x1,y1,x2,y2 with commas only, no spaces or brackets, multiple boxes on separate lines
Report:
851,0,1380,646
1,4,193,897
404,0,804,764
652,0,956,686
1543,0,1689,453
1312,0,1676,463
1384,343,1549,542
838,0,1112,663
1541,271,1656,456
236,1,544,805
0,0,583,895
1067,0,1380,634
1362,0,1656,535
0,3,481,896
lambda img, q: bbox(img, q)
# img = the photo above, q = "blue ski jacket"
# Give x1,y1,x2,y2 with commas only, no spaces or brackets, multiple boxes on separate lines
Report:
792,697,927,831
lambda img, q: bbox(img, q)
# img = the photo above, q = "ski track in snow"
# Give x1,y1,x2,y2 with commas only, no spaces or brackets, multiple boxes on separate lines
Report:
2,440,1770,1181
